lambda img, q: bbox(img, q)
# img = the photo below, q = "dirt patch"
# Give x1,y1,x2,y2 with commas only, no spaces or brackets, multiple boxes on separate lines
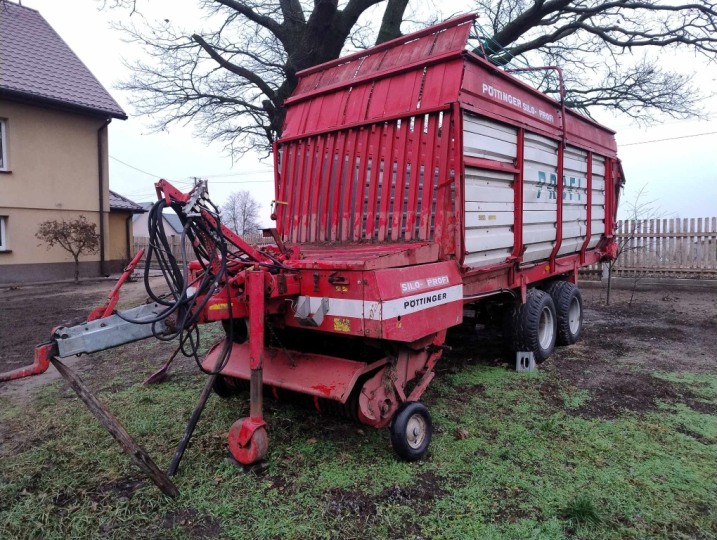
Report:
324,488,377,517
539,371,690,419
0,276,212,403
378,471,445,512
490,487,539,523
161,508,223,538
0,279,161,372
323,472,445,521
534,285,717,418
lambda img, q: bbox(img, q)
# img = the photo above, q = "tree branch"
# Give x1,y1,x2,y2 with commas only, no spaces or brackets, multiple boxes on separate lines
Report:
192,34,277,101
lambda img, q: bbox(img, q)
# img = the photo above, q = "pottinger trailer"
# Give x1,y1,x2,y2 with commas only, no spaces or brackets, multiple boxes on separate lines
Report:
8,14,622,468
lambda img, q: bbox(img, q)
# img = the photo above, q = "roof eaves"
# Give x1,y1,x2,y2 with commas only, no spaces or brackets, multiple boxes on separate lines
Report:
0,88,128,120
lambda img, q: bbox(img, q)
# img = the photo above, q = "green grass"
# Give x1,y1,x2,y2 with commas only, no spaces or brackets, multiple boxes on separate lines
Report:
1,359,716,539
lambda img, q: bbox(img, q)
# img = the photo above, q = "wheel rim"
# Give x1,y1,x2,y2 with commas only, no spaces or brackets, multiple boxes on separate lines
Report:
406,413,427,449
568,297,581,334
538,305,554,349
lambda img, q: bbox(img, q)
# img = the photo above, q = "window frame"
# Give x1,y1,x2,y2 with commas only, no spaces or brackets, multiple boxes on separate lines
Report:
0,119,7,171
0,216,7,251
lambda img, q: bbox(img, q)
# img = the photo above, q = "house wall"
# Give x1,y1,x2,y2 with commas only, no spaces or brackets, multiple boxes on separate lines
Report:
108,212,132,272
0,100,111,283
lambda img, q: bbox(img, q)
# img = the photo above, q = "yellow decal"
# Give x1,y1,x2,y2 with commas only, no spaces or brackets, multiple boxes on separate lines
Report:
333,318,351,332
335,285,349,293
209,303,229,311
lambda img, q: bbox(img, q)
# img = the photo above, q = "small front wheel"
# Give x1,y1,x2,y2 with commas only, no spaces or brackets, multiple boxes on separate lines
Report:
390,402,432,461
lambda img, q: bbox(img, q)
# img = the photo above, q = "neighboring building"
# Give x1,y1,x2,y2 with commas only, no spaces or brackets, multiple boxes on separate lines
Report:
109,191,146,266
0,1,127,284
132,202,184,238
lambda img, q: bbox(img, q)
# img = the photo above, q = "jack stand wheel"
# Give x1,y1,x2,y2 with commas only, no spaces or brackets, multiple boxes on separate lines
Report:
228,418,268,465
390,401,432,462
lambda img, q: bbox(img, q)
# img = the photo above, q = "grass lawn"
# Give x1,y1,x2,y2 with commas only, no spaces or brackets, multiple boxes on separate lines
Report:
1,334,715,540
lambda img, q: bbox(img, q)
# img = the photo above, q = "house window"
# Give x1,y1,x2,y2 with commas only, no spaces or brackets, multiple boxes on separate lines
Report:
0,119,7,171
0,217,7,251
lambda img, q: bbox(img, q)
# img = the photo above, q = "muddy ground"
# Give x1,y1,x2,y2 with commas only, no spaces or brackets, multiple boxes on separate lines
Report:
1,277,715,409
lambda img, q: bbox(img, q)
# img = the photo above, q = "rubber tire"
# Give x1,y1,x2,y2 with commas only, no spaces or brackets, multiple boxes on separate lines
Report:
545,281,583,346
504,288,557,363
390,402,432,462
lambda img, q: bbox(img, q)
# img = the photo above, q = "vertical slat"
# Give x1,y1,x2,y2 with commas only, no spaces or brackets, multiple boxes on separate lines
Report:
330,132,348,241
340,129,359,242
299,137,318,243
631,219,638,275
648,219,655,270
655,218,662,271
291,141,309,243
662,218,668,272
713,218,717,270
696,217,703,271
283,143,300,242
672,218,682,269
615,220,623,275
682,217,688,271
377,121,397,241
404,115,424,241
364,124,382,241
308,135,325,242
704,217,711,270
275,145,287,237
433,110,453,251
319,134,338,242
391,119,411,241
689,218,696,269
352,127,371,241
419,114,439,241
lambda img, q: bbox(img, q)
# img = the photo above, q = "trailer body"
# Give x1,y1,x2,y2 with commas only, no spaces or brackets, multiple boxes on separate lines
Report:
202,14,622,460
20,14,623,468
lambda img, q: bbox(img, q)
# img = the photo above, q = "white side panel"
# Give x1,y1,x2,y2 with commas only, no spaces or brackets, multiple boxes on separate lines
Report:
464,165,516,268
464,114,518,163
588,155,607,249
558,145,589,256
463,114,519,269
522,132,558,263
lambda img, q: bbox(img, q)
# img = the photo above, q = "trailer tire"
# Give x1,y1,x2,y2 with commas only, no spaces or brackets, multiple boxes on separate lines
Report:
504,288,557,363
390,402,432,462
545,281,583,345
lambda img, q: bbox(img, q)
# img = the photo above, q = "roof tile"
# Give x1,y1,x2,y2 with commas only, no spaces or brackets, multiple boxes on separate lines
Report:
0,1,126,118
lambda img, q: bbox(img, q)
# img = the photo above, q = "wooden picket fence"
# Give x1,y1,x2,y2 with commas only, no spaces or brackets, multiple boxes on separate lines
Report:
133,232,273,268
581,217,717,280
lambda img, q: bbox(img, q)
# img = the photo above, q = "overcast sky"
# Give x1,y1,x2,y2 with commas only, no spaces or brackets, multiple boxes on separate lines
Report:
20,0,717,223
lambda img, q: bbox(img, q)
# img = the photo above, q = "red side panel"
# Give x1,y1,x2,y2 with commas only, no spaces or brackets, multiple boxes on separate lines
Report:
282,14,474,137
276,110,456,249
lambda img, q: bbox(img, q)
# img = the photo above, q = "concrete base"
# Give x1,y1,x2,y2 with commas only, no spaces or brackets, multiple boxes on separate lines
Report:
0,259,127,285
516,352,536,372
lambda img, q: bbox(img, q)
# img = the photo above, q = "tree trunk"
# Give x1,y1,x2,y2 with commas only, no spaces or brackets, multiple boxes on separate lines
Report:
73,255,80,284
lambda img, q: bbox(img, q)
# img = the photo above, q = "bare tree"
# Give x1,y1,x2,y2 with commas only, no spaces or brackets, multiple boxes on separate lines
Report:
222,190,261,235
605,185,663,306
36,216,100,284
110,0,716,157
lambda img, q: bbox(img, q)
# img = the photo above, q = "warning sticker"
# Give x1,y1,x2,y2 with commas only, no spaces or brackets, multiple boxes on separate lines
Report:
333,318,351,332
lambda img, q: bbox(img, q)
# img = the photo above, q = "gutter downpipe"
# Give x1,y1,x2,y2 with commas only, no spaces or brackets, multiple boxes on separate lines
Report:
98,118,112,276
